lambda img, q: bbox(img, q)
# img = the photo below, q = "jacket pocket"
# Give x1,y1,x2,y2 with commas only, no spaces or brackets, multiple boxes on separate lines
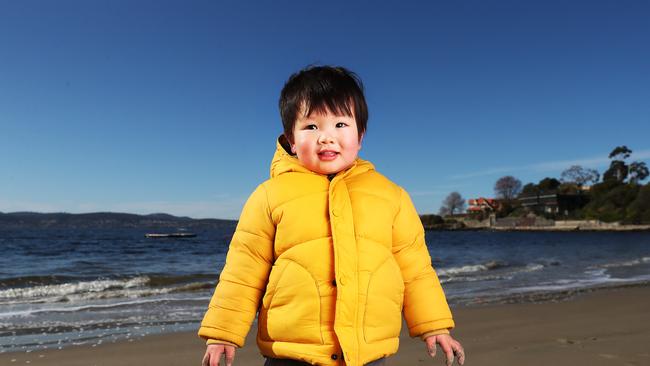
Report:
259,260,323,344
363,257,405,343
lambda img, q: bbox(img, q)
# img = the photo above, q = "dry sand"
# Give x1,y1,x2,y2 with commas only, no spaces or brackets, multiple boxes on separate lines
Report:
2,286,649,366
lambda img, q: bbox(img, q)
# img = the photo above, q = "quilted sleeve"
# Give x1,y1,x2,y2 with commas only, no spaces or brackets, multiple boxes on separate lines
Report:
392,186,455,337
198,183,275,346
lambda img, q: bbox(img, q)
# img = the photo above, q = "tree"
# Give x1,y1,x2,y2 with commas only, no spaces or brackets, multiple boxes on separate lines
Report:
608,146,632,160
604,146,632,183
603,146,649,184
604,160,628,183
582,180,638,222
420,214,444,228
520,183,539,197
560,165,600,186
625,183,650,224
494,176,522,200
558,182,581,195
537,177,561,194
439,191,466,216
629,162,649,184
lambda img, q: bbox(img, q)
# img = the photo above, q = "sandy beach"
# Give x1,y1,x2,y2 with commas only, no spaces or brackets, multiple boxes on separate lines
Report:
2,286,648,366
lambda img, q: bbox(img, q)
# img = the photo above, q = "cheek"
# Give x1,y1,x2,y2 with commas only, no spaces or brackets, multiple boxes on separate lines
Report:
344,134,361,152
293,139,313,157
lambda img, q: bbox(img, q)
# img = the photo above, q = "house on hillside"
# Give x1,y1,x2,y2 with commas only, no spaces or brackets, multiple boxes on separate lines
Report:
467,197,501,213
518,193,590,216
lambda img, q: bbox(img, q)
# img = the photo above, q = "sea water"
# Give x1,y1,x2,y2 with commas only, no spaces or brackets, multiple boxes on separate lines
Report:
1,228,649,353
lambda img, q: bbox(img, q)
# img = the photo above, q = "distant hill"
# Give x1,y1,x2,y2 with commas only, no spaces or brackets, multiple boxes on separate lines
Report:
0,211,237,229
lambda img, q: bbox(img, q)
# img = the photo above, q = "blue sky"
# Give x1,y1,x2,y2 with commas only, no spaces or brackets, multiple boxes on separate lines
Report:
1,0,649,219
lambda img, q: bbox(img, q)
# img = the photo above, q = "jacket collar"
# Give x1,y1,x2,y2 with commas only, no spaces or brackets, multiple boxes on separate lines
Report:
269,134,375,180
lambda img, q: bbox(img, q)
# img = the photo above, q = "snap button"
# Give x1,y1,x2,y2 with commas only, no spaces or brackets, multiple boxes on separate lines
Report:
339,276,346,286
331,354,338,360
331,279,336,287
332,208,340,217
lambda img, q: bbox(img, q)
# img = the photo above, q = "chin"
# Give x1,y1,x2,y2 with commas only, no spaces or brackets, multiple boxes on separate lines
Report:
314,167,339,175
317,170,337,175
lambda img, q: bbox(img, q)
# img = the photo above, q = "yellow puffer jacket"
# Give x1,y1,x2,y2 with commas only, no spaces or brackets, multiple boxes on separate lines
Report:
199,136,454,366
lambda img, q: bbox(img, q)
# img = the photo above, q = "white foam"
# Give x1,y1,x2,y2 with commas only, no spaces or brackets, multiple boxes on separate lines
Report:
596,256,650,269
507,273,650,294
603,260,639,268
438,261,542,277
521,263,544,273
441,274,512,284
0,281,214,307
437,264,488,276
0,277,150,300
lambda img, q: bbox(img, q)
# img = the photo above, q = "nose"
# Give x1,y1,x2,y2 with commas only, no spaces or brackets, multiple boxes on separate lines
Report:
318,131,335,144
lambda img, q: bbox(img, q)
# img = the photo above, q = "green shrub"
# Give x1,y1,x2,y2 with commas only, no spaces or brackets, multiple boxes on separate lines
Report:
625,184,650,224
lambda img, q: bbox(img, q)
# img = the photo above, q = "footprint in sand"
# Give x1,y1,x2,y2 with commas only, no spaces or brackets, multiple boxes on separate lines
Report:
556,338,580,345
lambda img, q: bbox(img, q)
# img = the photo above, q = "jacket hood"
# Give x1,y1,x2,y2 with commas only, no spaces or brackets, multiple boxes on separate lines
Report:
270,134,375,179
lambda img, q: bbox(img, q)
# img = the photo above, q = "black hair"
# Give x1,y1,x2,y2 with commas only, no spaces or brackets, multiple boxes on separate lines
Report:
279,65,368,144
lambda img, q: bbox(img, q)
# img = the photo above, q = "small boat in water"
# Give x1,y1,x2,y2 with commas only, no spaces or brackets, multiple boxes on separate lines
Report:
145,233,197,238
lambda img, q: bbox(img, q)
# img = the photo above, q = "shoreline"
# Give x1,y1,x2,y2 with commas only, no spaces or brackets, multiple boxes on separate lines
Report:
424,217,650,232
425,226,650,232
3,285,649,366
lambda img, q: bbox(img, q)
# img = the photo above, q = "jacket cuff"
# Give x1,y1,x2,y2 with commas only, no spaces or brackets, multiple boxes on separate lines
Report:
206,339,239,347
408,318,455,338
420,328,450,341
198,326,246,347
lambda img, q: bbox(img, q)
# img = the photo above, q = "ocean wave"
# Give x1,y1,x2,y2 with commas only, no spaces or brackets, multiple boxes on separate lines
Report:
147,274,217,287
1,272,217,289
437,260,546,284
507,278,615,293
0,275,80,288
521,263,545,272
0,317,200,338
0,276,149,300
505,270,650,295
592,256,650,269
0,274,216,306
437,260,509,276
440,274,512,284
0,296,211,318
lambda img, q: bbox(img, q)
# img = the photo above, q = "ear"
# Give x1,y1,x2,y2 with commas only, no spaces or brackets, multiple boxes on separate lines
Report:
280,133,297,155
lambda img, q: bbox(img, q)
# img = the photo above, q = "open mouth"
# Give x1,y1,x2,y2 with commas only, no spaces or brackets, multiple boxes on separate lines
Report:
318,151,339,160
319,151,338,156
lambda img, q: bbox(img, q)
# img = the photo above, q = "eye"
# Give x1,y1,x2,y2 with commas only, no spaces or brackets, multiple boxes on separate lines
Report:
336,122,348,128
304,124,317,130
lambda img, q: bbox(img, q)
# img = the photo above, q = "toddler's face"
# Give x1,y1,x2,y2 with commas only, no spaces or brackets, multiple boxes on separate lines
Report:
290,106,363,176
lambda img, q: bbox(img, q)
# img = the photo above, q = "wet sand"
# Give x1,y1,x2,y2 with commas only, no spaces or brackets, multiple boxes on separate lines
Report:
2,286,649,366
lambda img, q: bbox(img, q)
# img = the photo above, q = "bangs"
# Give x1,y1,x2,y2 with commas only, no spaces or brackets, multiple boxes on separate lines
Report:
300,93,355,119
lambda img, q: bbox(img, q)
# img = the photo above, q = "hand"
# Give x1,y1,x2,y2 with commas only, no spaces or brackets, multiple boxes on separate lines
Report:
202,344,236,366
425,334,465,366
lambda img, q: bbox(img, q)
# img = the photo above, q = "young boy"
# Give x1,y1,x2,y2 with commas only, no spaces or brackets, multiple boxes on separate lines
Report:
199,66,465,366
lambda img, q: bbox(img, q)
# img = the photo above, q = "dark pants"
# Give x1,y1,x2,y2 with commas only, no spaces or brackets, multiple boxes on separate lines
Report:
264,357,386,366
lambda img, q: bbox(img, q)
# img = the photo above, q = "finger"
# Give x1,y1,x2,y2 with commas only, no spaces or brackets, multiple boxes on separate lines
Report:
224,346,236,366
439,340,454,366
446,352,455,366
452,342,465,365
426,337,437,358
211,349,223,366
